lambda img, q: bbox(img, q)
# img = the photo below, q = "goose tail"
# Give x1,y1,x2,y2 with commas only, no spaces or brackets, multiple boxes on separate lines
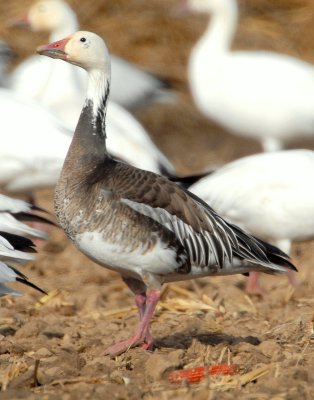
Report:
254,238,297,274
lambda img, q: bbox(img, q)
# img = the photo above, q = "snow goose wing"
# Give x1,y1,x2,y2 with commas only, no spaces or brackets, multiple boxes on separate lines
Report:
37,31,296,356
0,262,45,297
0,194,55,239
0,196,49,296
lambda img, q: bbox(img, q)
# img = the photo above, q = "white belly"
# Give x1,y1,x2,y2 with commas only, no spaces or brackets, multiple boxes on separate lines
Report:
75,231,180,280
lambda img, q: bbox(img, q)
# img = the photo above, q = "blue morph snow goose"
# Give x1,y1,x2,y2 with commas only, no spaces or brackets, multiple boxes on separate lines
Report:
10,0,175,175
187,0,314,151
37,31,296,356
0,195,48,296
189,150,314,294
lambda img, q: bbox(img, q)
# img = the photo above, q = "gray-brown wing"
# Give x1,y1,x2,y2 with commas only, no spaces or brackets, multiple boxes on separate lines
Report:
104,164,270,269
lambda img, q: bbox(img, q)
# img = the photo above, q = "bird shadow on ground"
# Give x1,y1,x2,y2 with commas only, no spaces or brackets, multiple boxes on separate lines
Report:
155,331,261,350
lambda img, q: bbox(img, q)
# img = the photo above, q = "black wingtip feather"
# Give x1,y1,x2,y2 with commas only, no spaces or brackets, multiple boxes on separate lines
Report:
13,212,57,226
255,238,298,272
16,277,47,295
30,204,49,213
168,171,213,189
8,266,47,295
181,187,297,273
0,231,36,252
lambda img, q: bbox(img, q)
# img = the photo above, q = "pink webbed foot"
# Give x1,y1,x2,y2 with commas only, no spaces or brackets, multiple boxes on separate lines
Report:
141,333,154,350
105,289,160,357
105,332,155,356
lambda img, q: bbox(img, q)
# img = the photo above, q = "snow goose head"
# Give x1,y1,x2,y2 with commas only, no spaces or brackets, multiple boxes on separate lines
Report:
37,30,110,71
37,31,111,117
11,0,77,38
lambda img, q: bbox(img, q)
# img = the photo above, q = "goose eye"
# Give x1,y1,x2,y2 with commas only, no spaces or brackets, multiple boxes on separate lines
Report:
80,37,87,43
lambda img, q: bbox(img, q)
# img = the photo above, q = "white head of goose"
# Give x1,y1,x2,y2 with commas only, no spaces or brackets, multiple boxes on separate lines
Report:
11,0,78,40
37,31,297,356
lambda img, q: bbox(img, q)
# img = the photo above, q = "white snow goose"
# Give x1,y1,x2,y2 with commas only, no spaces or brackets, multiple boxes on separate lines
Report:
187,0,314,152
189,149,314,294
0,195,49,296
10,0,175,175
37,31,296,356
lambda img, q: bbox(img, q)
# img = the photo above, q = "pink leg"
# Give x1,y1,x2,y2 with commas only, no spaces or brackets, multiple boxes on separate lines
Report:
135,293,146,319
286,270,300,287
105,290,160,357
245,272,266,296
135,293,154,350
246,269,299,297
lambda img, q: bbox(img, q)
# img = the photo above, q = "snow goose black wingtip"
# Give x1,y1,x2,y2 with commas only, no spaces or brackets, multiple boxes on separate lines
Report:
13,212,57,227
0,195,56,241
40,31,297,356
10,265,47,295
0,262,46,297
0,196,51,297
0,231,36,253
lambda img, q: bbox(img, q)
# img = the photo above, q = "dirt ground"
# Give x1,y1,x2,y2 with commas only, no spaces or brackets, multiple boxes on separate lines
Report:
1,0,314,398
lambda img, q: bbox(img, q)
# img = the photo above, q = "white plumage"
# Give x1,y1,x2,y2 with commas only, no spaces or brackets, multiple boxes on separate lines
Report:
0,235,34,263
189,149,314,292
0,194,40,214
0,89,70,193
0,194,49,239
187,0,314,151
105,102,174,174
0,262,25,296
0,195,47,296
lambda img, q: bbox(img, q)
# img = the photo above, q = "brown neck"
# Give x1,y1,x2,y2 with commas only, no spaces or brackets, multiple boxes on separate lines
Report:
62,83,110,172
